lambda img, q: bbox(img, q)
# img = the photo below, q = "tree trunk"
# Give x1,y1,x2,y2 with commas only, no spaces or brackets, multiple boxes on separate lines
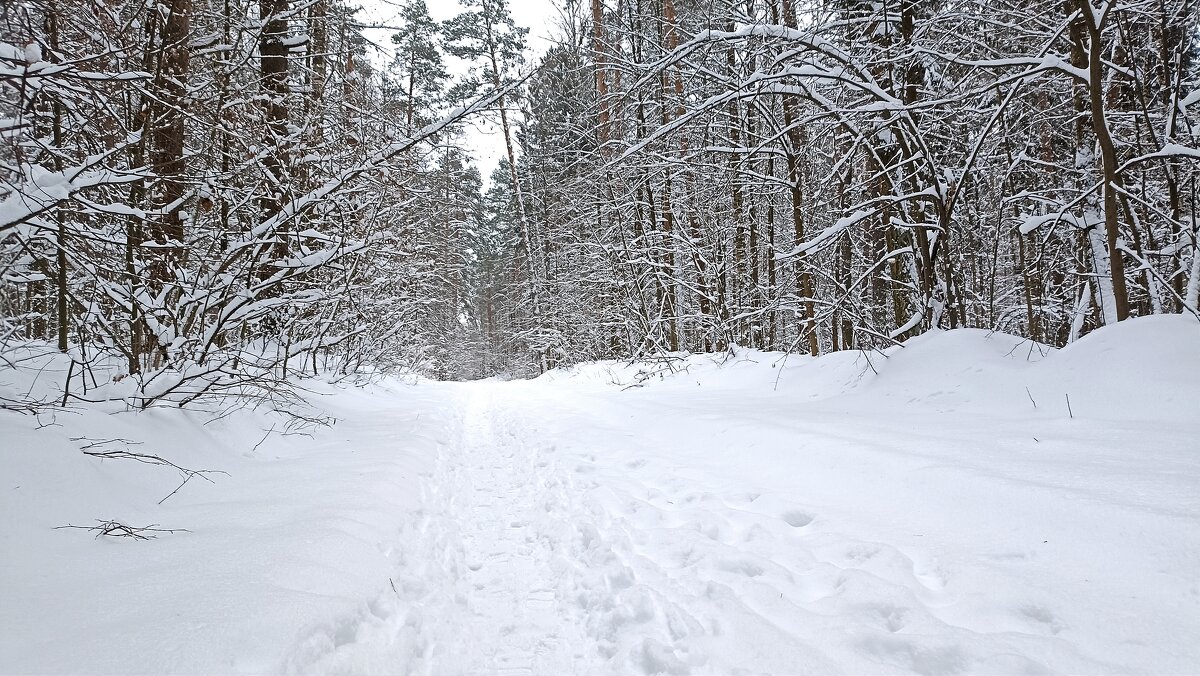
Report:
1077,0,1131,322
149,0,190,280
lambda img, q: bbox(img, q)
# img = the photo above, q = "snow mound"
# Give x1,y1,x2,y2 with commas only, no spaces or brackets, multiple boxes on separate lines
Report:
1032,314,1200,421
537,347,876,401
541,315,1199,422
0,377,448,674
865,315,1199,421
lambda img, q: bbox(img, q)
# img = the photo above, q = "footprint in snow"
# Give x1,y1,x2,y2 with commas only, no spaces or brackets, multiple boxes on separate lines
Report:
864,602,911,633
782,510,814,528
716,557,766,578
1018,603,1065,634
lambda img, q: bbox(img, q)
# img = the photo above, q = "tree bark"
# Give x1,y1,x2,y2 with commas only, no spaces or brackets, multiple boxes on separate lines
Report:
1077,0,1131,322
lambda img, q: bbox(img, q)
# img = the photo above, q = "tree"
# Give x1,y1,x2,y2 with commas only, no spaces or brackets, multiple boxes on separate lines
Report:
390,0,448,134
444,0,547,368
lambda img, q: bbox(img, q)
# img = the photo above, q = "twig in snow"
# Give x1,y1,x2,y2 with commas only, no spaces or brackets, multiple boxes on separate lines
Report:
54,519,190,540
73,437,228,503
1002,338,1051,362
156,474,206,505
772,351,791,392
61,359,75,407
0,395,43,415
858,348,882,376
1065,393,1074,419
252,423,277,452
34,411,61,429
73,436,142,451
1025,387,1038,409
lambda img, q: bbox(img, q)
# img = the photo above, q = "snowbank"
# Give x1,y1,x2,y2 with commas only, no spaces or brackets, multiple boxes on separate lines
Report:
0,372,455,674
542,315,1200,422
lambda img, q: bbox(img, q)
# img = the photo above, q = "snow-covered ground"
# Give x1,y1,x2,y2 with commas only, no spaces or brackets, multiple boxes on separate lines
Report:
3,316,1199,674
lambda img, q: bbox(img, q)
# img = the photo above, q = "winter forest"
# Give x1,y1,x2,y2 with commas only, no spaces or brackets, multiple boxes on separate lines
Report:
3,0,1198,388
3,0,1200,672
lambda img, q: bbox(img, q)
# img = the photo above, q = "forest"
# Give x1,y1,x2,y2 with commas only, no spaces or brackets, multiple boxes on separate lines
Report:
3,0,1197,396
3,0,1200,671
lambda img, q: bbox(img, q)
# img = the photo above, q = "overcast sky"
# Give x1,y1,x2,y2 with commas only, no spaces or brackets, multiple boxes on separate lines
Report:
359,0,561,179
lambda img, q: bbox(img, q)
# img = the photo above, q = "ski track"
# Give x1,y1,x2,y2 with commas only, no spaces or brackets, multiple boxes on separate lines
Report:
286,381,1142,675
428,385,590,674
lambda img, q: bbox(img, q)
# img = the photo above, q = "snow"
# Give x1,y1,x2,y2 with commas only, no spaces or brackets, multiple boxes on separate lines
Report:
0,41,24,61
778,208,873,259
3,316,1199,674
1018,211,1103,235
23,41,42,64
0,161,144,233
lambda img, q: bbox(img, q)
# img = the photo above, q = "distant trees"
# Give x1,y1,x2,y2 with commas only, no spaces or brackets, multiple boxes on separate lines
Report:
390,0,447,135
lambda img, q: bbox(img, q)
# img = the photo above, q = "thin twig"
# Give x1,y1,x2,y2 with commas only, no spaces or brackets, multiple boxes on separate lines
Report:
54,519,191,540
251,423,277,452
61,359,75,408
74,438,228,503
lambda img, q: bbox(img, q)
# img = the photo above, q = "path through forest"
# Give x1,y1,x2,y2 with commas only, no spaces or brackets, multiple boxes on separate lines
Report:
424,385,593,674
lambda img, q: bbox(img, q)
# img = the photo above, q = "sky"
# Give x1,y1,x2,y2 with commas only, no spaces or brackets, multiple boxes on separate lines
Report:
358,0,561,178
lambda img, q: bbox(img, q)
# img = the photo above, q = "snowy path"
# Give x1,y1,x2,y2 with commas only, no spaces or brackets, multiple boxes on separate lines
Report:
424,386,590,674
292,383,607,674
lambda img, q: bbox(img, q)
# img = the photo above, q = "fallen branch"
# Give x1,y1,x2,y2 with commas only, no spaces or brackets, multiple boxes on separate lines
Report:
0,396,43,415
54,519,190,540
73,437,229,504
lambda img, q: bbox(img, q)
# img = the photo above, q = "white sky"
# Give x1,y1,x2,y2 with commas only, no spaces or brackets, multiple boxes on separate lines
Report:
358,0,561,179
